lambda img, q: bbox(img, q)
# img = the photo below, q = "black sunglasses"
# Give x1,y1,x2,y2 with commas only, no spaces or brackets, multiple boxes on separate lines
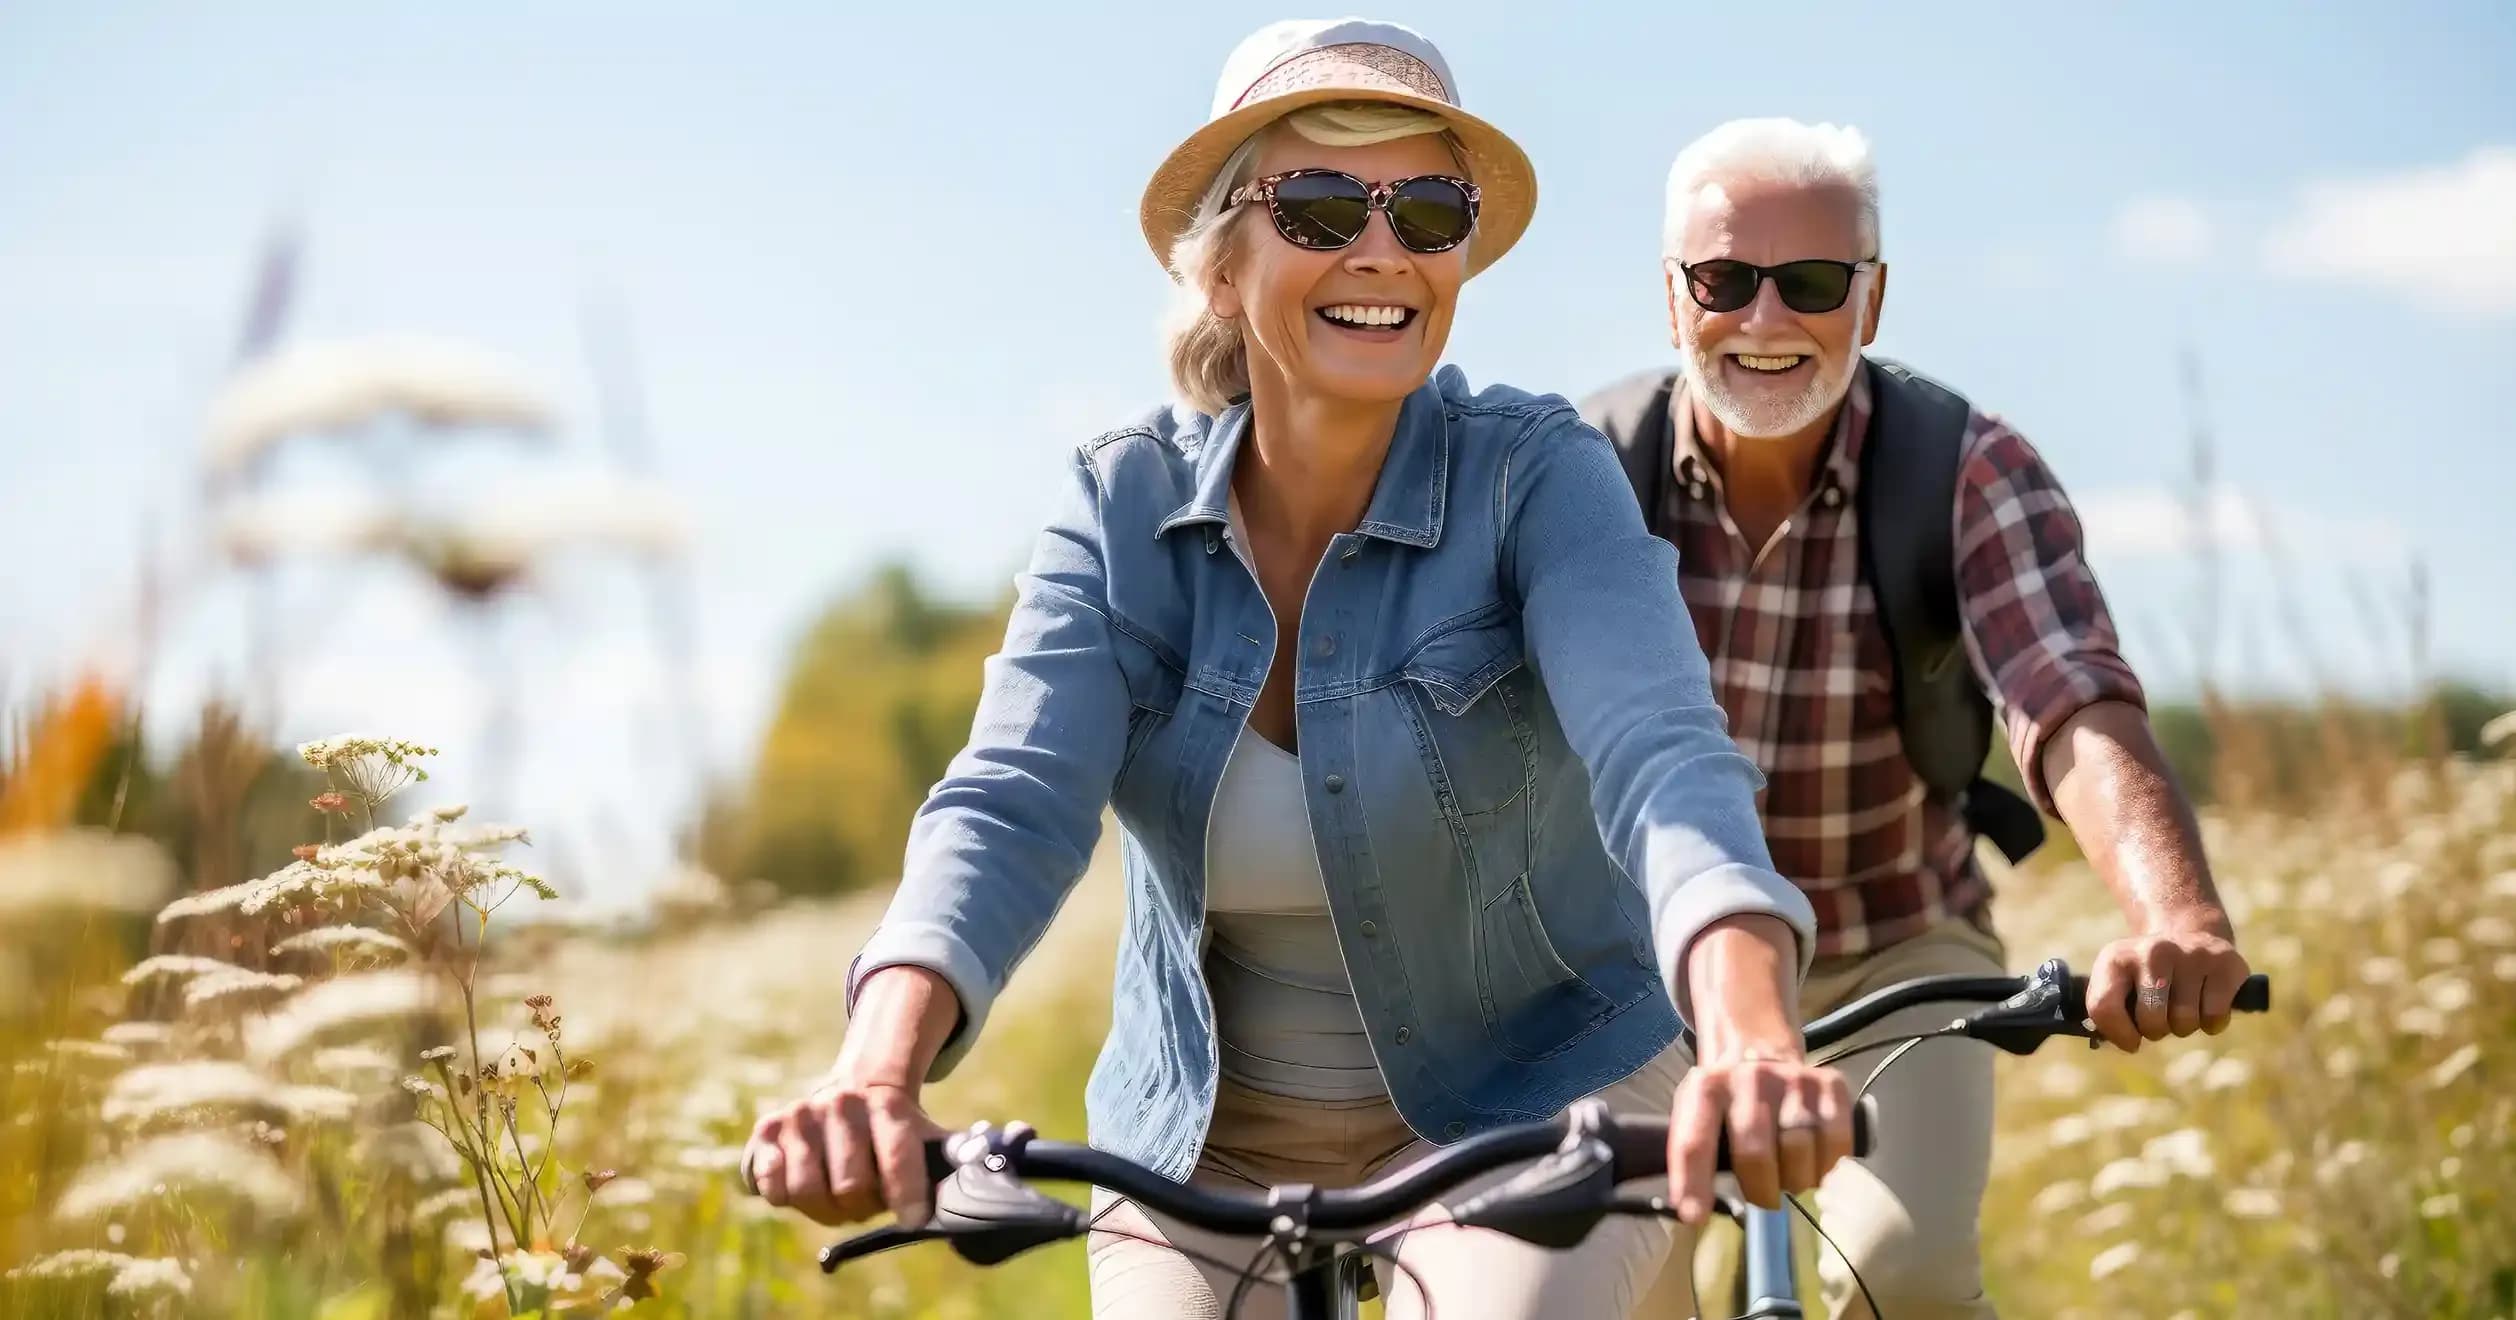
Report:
1228,168,1481,254
1678,257,1880,314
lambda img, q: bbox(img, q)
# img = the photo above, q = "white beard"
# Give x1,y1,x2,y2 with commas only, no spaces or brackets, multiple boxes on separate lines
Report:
1678,300,1870,439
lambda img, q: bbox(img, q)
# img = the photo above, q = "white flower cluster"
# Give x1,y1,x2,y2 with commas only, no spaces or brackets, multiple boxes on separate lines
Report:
54,1132,304,1223
4,1249,193,1301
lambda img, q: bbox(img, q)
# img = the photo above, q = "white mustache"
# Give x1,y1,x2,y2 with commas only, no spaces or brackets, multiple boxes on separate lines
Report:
1711,340,1823,357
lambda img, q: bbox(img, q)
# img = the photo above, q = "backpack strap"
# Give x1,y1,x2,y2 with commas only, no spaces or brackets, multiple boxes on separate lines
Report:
1574,366,1681,532
1858,356,2045,864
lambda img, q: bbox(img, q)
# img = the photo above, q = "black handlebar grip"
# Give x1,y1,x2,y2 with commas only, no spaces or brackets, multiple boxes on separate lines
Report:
1605,1090,1880,1178
2232,974,2271,1013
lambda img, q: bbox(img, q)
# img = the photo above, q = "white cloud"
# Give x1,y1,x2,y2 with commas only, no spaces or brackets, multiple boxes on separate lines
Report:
2261,146,2516,315
2076,486,2407,565
2111,197,2216,264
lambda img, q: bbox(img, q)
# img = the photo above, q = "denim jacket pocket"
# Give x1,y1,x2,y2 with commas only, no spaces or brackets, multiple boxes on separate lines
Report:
1396,612,1536,819
1475,870,1619,1062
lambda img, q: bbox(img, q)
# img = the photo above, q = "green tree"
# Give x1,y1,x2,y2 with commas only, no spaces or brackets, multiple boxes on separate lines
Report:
734,560,1013,896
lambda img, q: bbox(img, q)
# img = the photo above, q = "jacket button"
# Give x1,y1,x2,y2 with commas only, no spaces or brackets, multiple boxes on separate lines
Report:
1821,484,1844,508
1445,1121,1466,1139
1394,1025,1412,1045
1359,919,1378,937
1313,634,1337,658
1324,774,1345,794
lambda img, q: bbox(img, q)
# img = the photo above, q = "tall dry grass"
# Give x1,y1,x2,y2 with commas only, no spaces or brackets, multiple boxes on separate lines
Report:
5,679,2511,1315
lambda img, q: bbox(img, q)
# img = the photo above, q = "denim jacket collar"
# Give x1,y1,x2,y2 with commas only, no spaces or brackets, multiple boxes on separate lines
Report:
1154,372,1455,549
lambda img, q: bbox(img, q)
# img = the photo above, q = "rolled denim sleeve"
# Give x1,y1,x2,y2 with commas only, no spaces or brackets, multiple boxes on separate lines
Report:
844,443,1133,1079
1499,407,1816,1025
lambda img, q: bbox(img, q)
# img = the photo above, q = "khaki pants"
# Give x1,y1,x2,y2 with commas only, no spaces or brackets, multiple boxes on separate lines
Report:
1638,914,2007,1319
1086,916,2003,1319
1086,1043,1696,1319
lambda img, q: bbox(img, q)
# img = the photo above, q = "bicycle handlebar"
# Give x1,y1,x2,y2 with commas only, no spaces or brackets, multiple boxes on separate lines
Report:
797,957,2271,1275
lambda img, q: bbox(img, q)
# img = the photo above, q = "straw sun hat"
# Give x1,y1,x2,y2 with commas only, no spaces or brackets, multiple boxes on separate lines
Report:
1137,18,1538,279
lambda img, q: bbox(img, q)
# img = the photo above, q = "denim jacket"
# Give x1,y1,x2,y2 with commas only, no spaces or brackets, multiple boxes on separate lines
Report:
847,366,1815,1182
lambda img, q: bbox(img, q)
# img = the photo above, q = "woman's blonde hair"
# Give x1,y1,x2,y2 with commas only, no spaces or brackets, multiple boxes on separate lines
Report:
1162,102,1466,417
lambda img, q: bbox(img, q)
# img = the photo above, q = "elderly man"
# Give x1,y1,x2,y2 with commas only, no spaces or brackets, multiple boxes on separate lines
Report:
1580,118,2252,1317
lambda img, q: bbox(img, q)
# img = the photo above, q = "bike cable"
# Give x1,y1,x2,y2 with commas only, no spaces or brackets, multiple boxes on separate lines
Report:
1786,1191,1882,1320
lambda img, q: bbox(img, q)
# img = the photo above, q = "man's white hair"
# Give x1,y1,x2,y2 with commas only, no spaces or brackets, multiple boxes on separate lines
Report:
1661,117,1879,261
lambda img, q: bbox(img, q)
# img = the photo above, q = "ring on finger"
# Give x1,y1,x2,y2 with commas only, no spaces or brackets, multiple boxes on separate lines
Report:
2136,982,2171,1009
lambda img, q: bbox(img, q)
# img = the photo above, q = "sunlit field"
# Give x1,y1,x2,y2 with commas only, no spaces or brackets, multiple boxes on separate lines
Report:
4,709,2511,1317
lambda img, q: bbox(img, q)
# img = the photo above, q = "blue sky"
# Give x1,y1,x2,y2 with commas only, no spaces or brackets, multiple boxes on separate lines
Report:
4,3,2512,898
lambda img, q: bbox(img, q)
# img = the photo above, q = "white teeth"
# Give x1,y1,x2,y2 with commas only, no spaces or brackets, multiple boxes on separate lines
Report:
1733,353,1805,372
1322,304,1409,327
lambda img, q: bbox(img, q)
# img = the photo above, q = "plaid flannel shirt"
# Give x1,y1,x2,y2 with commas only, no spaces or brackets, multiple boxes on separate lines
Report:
1662,362,2145,957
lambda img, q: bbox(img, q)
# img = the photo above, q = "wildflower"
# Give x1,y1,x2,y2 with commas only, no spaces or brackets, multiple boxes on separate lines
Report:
2029,1180,2086,1216
184,967,304,1013
2441,1156,2462,1180
2091,1157,2169,1198
526,993,561,1039
2200,1056,2254,1091
2359,956,2405,985
156,859,386,926
100,1060,355,1128
583,1168,618,1193
2420,1193,2461,1218
55,1132,303,1223
2309,993,2359,1029
270,924,415,965
421,1045,458,1062
2379,1252,2401,1280
297,735,438,803
618,1248,684,1302
2087,1242,2142,1280
2471,915,2516,947
2164,1051,2212,1087
2421,936,2464,966
101,1022,177,1055
292,844,321,861
44,1039,134,1069
430,802,470,822
244,969,446,1063
123,955,240,988
2451,1123,2476,1149
2087,1095,2172,1132
312,791,351,814
6,1250,193,1300
2399,1005,2449,1038
2224,1188,2282,1218
2141,1128,2215,1179
415,1186,479,1223
2324,1046,2361,1079
2419,973,2474,1014
2495,954,2516,982
565,1056,594,1081
2426,1043,2482,1091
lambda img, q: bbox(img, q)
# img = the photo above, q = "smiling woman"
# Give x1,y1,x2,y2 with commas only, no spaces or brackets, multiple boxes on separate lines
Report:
742,18,1854,1320
1161,102,1470,416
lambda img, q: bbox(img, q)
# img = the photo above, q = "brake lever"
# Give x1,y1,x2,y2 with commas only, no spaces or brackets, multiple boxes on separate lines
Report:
818,1121,1087,1274
1444,1098,1620,1249
1958,957,2078,1056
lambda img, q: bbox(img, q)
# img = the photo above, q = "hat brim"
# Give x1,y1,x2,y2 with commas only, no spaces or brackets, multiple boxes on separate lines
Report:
1139,88,1536,281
